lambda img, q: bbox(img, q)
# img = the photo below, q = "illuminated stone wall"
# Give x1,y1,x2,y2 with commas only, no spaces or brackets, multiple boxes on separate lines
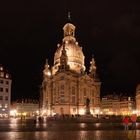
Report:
41,21,101,116
136,84,140,113
0,65,12,118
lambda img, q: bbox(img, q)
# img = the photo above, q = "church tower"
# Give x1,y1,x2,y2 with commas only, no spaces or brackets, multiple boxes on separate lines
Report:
89,55,97,78
58,44,69,71
41,14,101,116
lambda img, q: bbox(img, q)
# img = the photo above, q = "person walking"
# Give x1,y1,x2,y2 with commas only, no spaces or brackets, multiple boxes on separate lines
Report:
123,116,129,130
130,114,137,130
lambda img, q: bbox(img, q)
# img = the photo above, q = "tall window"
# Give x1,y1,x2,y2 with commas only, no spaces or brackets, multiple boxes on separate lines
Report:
92,99,94,104
6,88,9,93
84,97,87,104
5,104,8,108
60,107,64,114
53,89,56,104
0,72,4,77
60,83,65,104
5,74,9,78
83,88,86,104
72,96,76,104
0,96,3,100
0,80,3,84
5,96,8,100
6,81,9,85
84,88,86,96
71,86,76,104
60,91,65,103
92,90,94,97
73,108,76,113
0,88,3,92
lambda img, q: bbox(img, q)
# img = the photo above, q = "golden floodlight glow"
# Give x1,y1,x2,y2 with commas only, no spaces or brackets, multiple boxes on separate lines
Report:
36,110,39,114
10,109,17,117
22,112,26,116
47,110,51,115
47,71,51,76
79,108,85,115
95,109,100,114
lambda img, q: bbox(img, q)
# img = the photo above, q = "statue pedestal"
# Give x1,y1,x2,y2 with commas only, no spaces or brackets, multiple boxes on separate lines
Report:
80,114,93,122
80,106,93,122
79,98,94,122
85,106,91,115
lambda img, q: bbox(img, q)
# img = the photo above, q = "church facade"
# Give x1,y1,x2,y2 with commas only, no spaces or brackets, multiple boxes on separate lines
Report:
41,19,101,116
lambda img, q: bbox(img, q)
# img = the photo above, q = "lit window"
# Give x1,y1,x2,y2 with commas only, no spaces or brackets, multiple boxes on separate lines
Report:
0,72,4,77
0,67,3,71
5,104,8,108
5,74,9,78
0,96,3,100
0,104,2,108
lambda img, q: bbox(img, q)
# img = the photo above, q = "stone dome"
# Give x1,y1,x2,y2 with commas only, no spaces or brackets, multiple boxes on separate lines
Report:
52,22,85,75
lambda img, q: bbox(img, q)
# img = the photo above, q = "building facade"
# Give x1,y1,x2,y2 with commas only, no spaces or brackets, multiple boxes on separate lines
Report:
0,65,12,118
11,99,39,117
136,84,140,113
101,94,135,115
41,18,101,116
101,94,120,115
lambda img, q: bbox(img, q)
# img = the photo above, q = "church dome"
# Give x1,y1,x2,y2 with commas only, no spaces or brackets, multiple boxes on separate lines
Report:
52,21,85,75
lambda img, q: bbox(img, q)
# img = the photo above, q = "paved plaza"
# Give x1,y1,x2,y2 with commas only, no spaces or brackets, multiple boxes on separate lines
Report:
0,119,140,140
0,130,140,140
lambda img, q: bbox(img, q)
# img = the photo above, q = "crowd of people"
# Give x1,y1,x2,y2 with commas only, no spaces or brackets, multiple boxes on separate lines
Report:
32,113,138,131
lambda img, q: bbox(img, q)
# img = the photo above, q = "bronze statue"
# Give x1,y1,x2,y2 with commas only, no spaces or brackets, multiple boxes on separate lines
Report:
86,98,90,107
85,98,91,115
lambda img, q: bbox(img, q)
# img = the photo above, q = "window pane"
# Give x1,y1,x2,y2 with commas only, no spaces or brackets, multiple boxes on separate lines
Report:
72,87,75,95
0,96,3,100
5,96,8,100
0,88,3,92
6,88,9,92
0,80,3,84
72,96,75,104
